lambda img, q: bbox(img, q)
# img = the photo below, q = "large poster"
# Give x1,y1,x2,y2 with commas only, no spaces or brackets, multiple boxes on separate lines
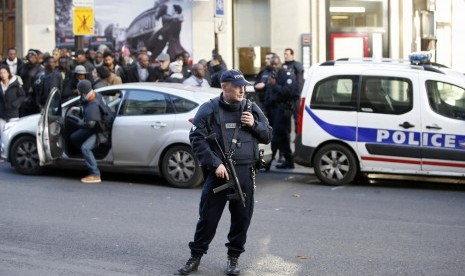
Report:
55,0,192,59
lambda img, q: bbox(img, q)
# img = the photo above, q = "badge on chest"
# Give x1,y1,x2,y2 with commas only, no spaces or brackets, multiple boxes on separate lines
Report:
225,123,237,129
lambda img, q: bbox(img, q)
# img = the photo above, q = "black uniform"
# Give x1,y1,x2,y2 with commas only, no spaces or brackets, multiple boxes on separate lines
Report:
265,69,298,166
253,67,273,107
283,60,304,133
188,94,272,258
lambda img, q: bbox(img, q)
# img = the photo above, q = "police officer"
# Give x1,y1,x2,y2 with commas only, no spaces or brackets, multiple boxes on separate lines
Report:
177,69,272,275
283,48,304,134
265,55,298,169
254,52,276,108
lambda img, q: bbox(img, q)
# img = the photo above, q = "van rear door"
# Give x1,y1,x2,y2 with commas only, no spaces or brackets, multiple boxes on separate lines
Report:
419,75,465,174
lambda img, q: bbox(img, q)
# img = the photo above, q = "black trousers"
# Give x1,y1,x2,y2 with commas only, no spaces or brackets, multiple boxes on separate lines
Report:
188,165,255,258
271,108,293,160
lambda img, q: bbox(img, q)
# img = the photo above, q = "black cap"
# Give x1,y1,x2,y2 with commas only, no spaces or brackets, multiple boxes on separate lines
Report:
77,79,92,94
220,69,250,86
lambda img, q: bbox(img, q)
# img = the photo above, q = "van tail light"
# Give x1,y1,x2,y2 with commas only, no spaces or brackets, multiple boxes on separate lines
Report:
297,97,305,135
188,118,193,123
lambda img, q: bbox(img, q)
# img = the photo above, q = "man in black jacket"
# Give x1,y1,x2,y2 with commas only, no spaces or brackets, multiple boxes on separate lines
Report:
126,53,155,82
1,47,25,76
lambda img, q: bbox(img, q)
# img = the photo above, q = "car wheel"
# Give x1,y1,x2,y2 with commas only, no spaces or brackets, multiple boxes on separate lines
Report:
313,143,358,186
10,136,43,175
161,145,203,188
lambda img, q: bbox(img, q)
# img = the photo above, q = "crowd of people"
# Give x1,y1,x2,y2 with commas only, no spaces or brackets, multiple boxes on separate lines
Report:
0,46,228,122
0,45,304,169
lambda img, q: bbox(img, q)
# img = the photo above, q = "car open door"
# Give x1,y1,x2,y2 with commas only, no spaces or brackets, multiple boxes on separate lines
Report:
37,87,64,165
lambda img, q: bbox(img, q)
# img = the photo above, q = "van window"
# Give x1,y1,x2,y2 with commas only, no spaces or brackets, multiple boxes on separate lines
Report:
310,76,357,110
360,77,412,114
426,80,465,120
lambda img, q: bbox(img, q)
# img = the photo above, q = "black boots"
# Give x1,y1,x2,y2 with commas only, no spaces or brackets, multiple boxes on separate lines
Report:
226,256,241,275
176,255,201,275
275,156,294,169
177,255,240,275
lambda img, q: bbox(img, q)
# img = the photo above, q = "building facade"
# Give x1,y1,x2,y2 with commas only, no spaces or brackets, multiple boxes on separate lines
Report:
3,0,465,74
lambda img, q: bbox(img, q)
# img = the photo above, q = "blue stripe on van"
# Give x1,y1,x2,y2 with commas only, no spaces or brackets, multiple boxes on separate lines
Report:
306,105,357,141
306,105,465,150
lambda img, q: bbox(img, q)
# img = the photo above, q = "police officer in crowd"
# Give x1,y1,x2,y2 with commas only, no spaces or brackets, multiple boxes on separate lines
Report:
254,52,276,108
177,69,272,275
283,48,304,134
265,55,298,169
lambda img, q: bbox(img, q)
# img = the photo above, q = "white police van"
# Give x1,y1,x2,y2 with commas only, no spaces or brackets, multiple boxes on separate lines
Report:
294,53,465,185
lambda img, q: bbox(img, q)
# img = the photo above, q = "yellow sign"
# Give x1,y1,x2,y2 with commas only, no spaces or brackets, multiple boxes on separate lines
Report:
73,7,94,36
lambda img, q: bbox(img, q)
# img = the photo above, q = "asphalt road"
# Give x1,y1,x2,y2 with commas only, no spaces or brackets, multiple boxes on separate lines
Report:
1,162,465,276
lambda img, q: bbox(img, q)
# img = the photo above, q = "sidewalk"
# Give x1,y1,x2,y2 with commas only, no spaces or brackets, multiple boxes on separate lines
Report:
262,160,313,175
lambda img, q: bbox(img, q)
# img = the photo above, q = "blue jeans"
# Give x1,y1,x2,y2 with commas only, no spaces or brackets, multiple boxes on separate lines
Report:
81,134,100,176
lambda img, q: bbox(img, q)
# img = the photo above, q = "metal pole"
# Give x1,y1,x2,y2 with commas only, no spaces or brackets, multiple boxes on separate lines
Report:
2,0,6,57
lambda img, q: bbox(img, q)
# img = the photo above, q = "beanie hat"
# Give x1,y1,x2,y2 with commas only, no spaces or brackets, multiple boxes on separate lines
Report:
157,53,170,62
77,79,92,94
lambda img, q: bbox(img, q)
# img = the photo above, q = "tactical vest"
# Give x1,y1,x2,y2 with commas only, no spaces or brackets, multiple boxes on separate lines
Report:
209,97,259,165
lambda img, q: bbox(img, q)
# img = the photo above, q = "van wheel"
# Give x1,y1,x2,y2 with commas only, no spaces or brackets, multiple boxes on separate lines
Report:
10,136,43,175
313,144,358,186
161,145,203,188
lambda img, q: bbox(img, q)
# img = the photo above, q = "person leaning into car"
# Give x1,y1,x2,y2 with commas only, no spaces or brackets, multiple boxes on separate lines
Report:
70,79,104,183
176,69,272,275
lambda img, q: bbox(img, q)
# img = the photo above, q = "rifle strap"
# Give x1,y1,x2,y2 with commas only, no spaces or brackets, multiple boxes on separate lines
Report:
218,106,240,156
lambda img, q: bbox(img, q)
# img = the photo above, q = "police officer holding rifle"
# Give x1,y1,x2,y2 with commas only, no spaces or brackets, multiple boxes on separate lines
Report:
176,69,272,275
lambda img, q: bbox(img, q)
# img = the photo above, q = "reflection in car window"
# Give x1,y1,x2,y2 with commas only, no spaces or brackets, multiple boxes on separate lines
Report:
122,90,171,116
48,91,61,116
311,75,358,110
100,90,122,115
169,95,199,113
360,77,412,114
426,80,465,120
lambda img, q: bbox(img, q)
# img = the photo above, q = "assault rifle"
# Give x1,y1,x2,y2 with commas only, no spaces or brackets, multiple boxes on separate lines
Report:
206,133,246,207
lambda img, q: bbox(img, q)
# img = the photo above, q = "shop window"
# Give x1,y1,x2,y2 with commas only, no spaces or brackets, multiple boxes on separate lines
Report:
329,0,384,28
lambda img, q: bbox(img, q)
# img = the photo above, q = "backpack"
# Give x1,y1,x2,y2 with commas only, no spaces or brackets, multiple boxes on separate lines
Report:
97,97,115,133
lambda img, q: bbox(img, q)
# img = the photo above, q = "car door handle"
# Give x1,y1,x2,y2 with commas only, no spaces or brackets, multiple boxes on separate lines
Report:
151,122,167,128
398,122,415,129
426,124,442,130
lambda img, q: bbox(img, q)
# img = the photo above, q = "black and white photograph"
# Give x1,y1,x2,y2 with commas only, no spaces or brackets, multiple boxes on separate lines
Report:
55,0,192,58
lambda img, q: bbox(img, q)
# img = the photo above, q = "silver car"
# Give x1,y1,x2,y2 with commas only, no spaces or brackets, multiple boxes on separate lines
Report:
1,83,224,188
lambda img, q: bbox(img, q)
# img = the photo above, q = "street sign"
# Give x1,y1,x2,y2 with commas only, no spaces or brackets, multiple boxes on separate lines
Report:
73,7,94,36
215,0,224,17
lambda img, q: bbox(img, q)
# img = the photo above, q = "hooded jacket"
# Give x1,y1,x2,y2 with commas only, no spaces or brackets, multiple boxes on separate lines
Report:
0,76,26,120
